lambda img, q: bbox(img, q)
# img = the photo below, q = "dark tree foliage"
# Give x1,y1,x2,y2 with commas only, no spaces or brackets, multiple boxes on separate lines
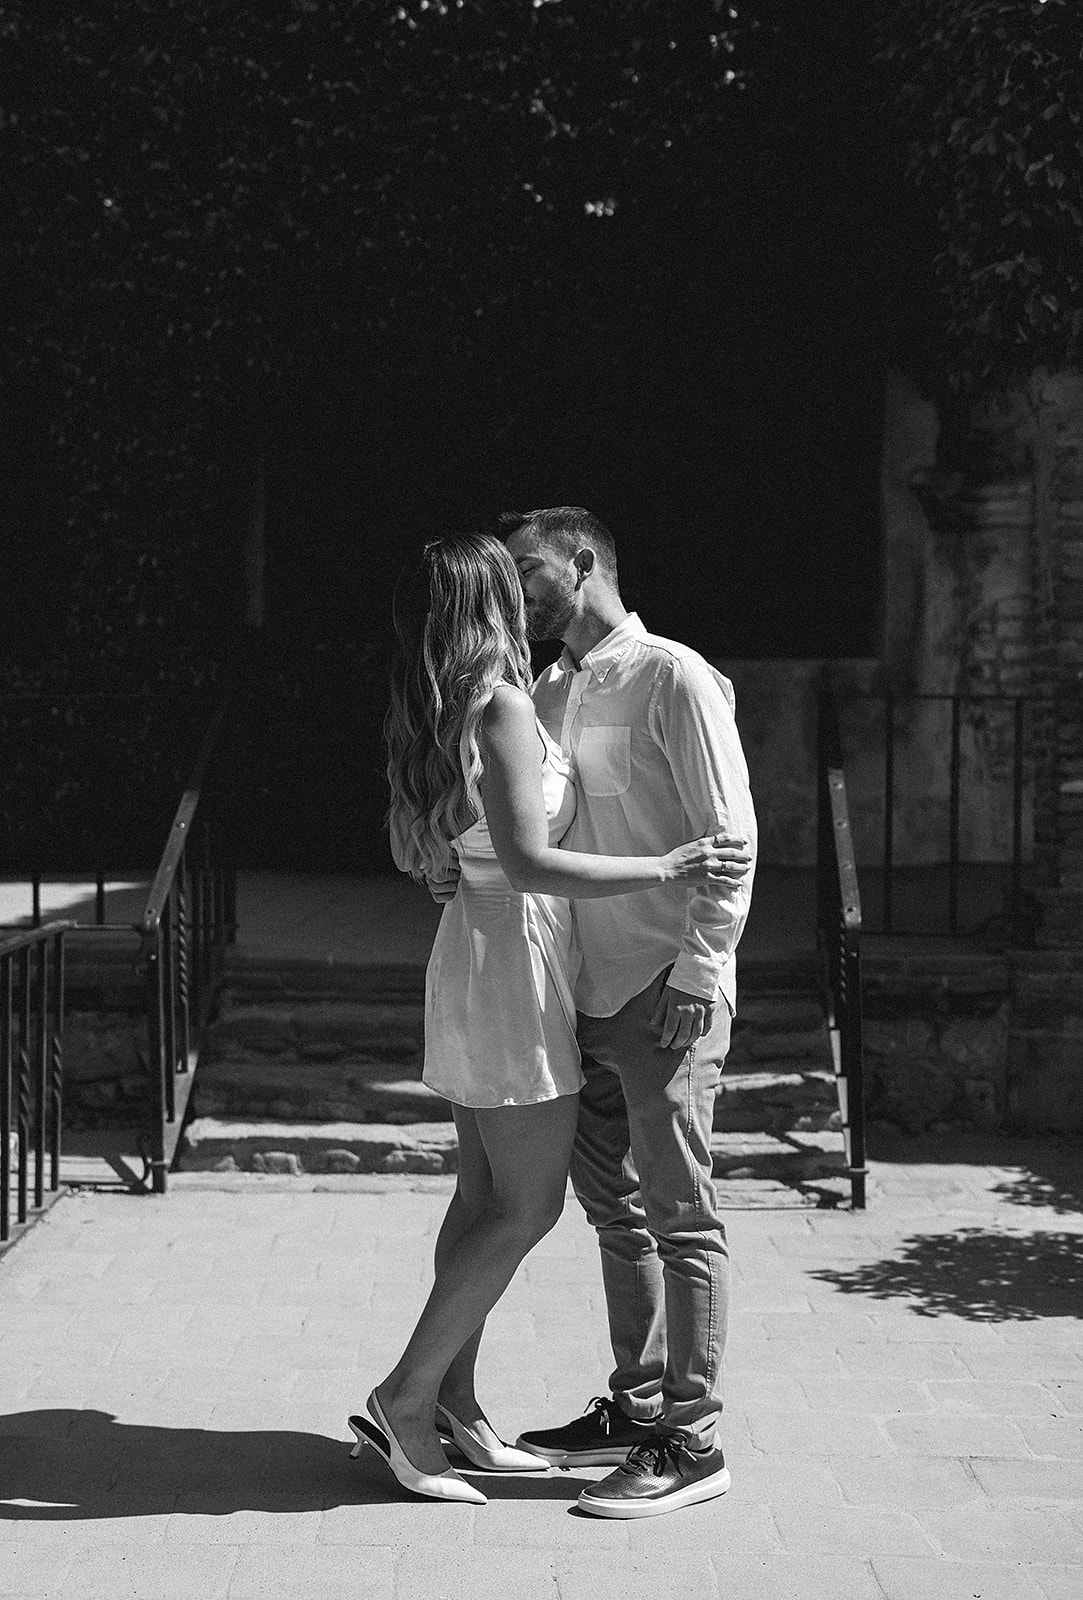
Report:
3,0,759,677
874,0,1083,394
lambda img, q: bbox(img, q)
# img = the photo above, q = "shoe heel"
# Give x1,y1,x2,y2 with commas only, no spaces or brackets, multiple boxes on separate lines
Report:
348,1413,390,1463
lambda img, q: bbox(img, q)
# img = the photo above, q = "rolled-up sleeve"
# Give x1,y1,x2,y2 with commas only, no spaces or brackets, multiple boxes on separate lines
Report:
649,657,758,1003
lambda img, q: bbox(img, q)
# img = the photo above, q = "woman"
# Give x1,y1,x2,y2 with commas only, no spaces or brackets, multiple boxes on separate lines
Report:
349,533,748,1504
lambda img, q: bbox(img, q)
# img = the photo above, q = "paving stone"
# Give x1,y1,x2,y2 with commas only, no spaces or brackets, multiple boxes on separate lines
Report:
871,1557,1043,1600
922,1380,1053,1417
725,1340,845,1376
953,1350,1081,1388
555,1550,718,1600
731,1374,808,1412
725,1456,845,1506
747,1412,893,1458
772,1504,936,1557
62,1543,240,1600
923,1505,1083,1563
1015,1417,1083,1460
707,1555,883,1600
622,1498,781,1554
166,1498,323,1544
0,1541,78,1597
228,1543,393,1599
1040,1380,1083,1415
799,1378,933,1415
972,1457,1083,1503
317,1499,480,1547
834,1342,972,1379
1031,1566,1083,1600
832,1457,984,1508
884,1415,1033,1458
473,1488,634,1548
395,1546,559,1600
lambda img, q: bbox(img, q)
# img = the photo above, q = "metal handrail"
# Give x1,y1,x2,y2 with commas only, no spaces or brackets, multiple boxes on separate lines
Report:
142,693,232,946
816,692,867,1210
2,685,237,1197
1,920,75,1250
139,684,236,1194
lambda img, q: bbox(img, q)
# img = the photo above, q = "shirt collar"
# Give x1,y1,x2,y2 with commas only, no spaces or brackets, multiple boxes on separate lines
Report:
558,613,646,683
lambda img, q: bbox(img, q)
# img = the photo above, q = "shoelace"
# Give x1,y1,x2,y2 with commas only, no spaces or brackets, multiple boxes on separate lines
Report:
584,1396,622,1435
622,1434,686,1479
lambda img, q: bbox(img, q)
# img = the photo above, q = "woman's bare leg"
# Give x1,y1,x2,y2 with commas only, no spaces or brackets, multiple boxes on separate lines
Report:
433,1109,492,1424
375,1093,578,1474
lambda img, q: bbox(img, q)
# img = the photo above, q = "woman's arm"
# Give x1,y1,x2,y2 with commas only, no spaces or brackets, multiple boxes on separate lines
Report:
478,685,750,899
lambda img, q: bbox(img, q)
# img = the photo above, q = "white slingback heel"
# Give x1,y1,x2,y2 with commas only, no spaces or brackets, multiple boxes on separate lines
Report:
435,1403,549,1472
348,1390,487,1505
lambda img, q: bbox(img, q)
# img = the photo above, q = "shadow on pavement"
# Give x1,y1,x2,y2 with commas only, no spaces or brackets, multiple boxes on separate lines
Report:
869,1134,1083,1216
811,1228,1083,1322
0,1410,587,1519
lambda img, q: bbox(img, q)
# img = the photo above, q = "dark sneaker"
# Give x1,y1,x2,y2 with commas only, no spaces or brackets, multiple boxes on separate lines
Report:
515,1396,659,1468
578,1434,730,1518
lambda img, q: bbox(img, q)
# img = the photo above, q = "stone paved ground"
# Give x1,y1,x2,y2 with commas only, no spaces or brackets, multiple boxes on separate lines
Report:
2,1141,1081,1600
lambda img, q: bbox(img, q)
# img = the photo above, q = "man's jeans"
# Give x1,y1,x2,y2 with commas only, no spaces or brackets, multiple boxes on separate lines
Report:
571,967,732,1446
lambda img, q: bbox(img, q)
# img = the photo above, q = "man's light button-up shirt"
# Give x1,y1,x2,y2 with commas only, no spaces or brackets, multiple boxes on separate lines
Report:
530,613,757,1021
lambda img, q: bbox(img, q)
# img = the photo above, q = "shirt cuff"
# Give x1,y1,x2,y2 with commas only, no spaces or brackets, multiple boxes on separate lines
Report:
667,952,726,1003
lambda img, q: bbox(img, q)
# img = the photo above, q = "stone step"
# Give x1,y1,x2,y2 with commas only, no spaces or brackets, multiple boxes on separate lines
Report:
208,1000,425,1063
715,1067,839,1134
193,1055,451,1124
176,1117,847,1184
191,1048,836,1132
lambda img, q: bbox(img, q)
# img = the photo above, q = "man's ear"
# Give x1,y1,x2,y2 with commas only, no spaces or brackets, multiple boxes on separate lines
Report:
574,547,596,586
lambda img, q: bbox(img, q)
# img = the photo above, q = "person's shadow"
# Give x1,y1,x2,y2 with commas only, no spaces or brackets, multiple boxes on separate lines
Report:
0,1410,587,1519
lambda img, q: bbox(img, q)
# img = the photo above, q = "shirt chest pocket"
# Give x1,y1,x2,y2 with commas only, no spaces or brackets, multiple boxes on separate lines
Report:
577,725,632,797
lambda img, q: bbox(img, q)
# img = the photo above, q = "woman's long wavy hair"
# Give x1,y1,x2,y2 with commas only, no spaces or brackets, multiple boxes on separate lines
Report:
385,532,532,882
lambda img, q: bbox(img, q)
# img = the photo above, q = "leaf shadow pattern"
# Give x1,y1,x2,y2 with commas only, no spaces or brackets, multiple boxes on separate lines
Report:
990,1142,1083,1216
810,1229,1083,1323
0,1410,584,1522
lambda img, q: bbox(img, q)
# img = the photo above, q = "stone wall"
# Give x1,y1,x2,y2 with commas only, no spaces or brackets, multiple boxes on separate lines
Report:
721,657,1031,869
862,946,1011,1137
1006,371,1083,1132
63,1010,150,1126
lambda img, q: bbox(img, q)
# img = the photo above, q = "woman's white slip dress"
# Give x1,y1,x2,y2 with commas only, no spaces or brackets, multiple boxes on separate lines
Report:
422,716,583,1109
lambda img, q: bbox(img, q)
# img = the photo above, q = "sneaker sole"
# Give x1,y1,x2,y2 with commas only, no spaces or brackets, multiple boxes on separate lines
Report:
512,1442,637,1468
577,1464,731,1518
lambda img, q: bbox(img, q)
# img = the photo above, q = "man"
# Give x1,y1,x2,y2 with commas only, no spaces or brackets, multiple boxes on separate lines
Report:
502,506,757,1519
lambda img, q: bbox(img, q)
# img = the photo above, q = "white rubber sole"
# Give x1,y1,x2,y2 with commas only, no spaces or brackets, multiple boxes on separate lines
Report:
578,1464,731,1519
513,1442,637,1469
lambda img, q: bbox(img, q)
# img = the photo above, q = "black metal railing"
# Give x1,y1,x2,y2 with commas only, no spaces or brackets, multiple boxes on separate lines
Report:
816,693,867,1210
139,694,236,1193
2,684,236,1196
1,921,75,1250
836,691,1037,941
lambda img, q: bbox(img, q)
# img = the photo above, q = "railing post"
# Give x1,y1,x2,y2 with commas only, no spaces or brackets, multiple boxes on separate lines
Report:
843,929,867,1210
144,930,168,1196
177,852,192,1071
16,948,31,1225
162,887,177,1120
49,932,65,1193
1,955,11,1242
33,938,48,1211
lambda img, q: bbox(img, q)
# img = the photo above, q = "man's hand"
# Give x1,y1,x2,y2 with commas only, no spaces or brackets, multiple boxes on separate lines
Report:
650,985,715,1052
425,865,461,904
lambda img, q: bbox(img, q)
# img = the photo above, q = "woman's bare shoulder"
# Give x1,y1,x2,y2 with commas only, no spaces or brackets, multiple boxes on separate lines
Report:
482,682,535,723
480,683,537,749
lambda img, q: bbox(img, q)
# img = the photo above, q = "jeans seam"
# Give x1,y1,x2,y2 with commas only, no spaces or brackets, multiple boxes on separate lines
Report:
689,1042,718,1415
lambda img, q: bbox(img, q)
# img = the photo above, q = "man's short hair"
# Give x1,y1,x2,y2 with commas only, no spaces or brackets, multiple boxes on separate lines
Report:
499,506,619,584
